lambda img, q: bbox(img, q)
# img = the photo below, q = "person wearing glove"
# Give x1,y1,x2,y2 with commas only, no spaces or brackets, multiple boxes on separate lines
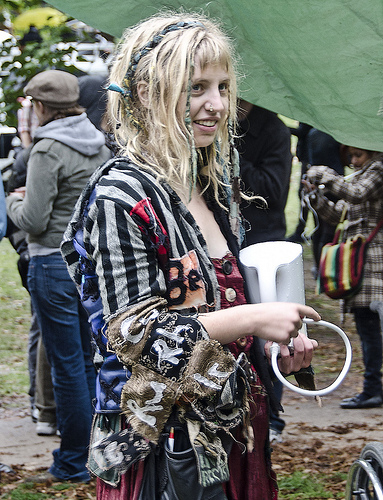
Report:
305,147,383,409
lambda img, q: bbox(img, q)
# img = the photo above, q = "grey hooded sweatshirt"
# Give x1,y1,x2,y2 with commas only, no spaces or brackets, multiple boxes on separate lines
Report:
7,113,111,253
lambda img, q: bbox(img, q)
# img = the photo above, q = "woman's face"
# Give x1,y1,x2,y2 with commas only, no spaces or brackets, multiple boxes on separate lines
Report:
349,147,372,169
179,57,230,148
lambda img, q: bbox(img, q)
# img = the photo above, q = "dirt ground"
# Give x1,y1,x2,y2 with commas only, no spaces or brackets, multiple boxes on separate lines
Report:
1,249,383,498
272,253,383,497
2,379,383,498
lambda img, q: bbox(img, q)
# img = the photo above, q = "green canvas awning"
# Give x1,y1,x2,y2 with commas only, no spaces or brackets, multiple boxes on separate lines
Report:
48,0,383,151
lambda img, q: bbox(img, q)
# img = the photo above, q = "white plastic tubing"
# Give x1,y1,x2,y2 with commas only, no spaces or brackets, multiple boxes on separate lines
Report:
270,318,353,397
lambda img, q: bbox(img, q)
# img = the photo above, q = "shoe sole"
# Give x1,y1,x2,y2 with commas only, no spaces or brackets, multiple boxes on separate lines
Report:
36,426,57,436
340,403,383,409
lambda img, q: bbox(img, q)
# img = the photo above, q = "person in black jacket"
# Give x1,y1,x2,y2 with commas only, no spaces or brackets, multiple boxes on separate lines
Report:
237,100,292,245
236,99,293,442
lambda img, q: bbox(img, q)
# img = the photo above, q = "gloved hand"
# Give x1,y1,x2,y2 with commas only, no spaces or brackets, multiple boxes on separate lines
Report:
305,165,337,186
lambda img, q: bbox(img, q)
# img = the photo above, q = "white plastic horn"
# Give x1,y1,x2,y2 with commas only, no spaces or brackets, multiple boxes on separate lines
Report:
239,241,352,397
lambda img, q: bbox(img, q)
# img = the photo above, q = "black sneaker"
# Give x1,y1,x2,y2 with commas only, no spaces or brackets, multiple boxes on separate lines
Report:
340,393,383,409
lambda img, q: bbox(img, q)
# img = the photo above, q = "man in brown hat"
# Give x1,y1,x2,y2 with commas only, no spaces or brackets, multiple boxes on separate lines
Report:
7,69,111,483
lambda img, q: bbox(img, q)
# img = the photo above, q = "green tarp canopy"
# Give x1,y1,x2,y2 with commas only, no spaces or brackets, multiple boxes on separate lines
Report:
49,0,383,151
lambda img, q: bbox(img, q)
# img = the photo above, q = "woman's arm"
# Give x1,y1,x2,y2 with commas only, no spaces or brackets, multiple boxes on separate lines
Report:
199,302,320,372
198,301,320,345
306,163,383,204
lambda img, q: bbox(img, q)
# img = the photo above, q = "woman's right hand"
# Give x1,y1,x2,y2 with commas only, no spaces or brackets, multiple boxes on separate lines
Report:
241,302,320,344
198,302,321,345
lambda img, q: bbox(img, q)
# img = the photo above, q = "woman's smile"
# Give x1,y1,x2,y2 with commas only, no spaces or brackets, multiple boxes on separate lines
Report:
182,57,229,148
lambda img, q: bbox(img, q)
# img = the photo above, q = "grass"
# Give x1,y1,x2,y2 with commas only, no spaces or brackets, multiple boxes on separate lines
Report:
0,480,94,499
278,471,347,499
0,239,30,403
0,482,72,500
278,471,332,499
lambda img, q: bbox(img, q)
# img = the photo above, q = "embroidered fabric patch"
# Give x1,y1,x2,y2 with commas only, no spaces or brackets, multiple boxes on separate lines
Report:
88,414,151,486
121,364,180,443
182,340,235,399
107,296,167,365
130,197,169,271
139,310,208,379
167,250,207,309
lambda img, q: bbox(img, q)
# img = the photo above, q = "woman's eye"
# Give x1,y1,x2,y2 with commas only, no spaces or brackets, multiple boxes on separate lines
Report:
219,82,228,92
191,83,203,92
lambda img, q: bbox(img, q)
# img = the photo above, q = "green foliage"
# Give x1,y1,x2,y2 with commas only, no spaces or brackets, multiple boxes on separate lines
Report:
0,0,103,126
0,0,43,17
0,24,83,127
0,484,49,499
0,0,43,32
51,484,73,492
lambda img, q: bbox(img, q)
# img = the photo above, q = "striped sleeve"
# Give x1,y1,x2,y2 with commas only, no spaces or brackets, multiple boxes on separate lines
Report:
84,174,167,321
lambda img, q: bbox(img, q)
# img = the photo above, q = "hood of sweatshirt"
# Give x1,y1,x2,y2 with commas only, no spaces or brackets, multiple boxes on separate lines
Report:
33,113,106,157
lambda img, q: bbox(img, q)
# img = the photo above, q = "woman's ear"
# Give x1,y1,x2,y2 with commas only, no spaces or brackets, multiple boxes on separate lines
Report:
136,81,149,108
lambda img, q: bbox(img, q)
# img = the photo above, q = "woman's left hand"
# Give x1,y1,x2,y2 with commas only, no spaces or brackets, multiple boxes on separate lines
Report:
264,332,318,374
306,165,336,186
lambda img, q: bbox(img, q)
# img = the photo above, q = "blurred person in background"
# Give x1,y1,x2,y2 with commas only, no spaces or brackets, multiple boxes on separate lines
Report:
6,69,111,482
305,146,383,410
237,99,293,443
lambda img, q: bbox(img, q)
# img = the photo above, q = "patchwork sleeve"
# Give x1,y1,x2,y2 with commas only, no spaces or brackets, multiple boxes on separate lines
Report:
84,177,248,449
85,191,210,360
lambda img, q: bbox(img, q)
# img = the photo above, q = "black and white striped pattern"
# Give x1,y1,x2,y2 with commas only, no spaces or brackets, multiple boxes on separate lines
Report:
62,158,233,322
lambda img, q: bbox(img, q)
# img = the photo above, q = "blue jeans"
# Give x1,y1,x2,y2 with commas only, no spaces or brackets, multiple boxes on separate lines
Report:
353,307,383,398
28,253,96,481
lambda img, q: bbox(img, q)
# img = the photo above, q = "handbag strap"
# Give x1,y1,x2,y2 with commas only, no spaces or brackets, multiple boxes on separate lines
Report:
366,215,383,243
339,205,348,224
332,205,349,244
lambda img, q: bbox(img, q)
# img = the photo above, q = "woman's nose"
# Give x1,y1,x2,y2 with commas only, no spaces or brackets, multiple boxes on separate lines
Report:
206,91,225,113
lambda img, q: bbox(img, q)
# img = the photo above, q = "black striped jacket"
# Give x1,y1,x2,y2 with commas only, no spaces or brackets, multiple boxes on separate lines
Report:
61,157,278,414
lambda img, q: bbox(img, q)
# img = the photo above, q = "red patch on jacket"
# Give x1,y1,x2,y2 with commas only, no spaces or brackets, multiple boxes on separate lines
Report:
130,198,169,270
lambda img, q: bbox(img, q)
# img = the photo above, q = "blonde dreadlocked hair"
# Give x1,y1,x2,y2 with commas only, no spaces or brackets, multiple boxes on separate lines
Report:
106,11,238,207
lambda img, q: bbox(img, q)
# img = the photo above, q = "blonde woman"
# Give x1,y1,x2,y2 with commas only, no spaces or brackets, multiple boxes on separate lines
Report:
62,12,319,499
